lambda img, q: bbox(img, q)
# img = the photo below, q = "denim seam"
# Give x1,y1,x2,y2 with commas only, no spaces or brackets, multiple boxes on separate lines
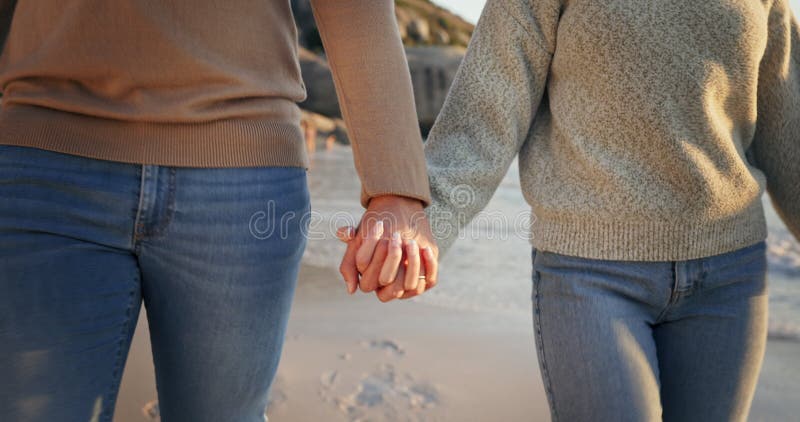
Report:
146,167,177,238
656,262,679,323
698,259,710,291
132,165,148,247
99,272,140,422
532,270,560,422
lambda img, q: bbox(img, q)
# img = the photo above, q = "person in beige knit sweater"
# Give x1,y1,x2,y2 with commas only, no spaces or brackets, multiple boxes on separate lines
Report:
342,0,799,420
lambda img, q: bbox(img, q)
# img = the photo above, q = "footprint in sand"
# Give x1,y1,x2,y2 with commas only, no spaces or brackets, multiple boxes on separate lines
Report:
320,369,338,388
319,340,441,422
141,400,159,420
268,374,289,410
363,339,406,356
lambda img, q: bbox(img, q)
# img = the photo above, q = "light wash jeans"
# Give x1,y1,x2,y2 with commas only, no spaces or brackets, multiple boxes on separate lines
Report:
0,145,310,422
532,241,768,422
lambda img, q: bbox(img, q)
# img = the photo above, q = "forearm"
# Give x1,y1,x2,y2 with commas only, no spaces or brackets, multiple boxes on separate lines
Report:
752,1,800,241
310,0,430,207
424,0,557,255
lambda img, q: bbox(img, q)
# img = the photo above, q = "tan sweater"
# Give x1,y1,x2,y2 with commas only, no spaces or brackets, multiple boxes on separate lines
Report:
426,0,800,260
0,0,431,207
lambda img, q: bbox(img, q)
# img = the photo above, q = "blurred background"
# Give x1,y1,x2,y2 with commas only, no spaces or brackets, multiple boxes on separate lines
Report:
115,1,800,421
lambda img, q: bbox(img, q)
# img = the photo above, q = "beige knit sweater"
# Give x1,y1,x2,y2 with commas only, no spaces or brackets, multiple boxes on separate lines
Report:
425,0,800,261
0,0,431,207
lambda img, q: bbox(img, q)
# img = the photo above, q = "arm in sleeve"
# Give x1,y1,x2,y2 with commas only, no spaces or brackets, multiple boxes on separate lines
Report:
423,0,560,254
310,0,431,207
751,0,800,241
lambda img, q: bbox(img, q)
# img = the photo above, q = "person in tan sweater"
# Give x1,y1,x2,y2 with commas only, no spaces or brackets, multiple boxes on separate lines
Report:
343,0,799,420
0,1,438,421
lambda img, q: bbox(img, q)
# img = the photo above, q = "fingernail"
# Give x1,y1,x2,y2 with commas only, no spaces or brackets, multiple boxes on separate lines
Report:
407,239,418,254
424,246,433,256
395,290,404,298
391,231,401,245
374,221,384,237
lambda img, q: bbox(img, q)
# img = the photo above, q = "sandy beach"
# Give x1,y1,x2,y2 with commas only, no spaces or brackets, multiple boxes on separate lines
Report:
114,145,800,421
115,265,551,422
115,263,799,422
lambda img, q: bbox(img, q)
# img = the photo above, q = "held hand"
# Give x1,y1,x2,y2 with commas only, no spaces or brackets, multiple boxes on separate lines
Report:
337,195,439,301
377,237,437,302
337,230,438,302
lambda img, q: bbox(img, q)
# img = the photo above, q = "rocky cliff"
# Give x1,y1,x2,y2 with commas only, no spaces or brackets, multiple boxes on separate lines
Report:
292,0,475,142
291,0,474,52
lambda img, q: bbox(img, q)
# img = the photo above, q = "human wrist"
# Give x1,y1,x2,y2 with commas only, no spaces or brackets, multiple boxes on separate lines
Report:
367,194,425,211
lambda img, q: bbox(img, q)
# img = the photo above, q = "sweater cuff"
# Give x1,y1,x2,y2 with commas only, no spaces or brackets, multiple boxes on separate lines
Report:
360,181,432,209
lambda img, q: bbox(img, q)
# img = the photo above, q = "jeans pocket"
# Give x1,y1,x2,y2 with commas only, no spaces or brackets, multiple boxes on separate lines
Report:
701,241,768,292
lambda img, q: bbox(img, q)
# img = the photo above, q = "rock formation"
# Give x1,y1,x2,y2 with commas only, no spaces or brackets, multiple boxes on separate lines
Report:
298,48,340,119
291,0,473,50
292,0,475,142
407,18,431,43
406,46,466,133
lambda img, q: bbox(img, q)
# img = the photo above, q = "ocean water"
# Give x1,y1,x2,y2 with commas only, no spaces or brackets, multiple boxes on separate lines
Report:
303,145,800,341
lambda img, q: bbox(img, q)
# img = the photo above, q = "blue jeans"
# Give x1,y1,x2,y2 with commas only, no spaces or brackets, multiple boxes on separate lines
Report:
532,242,768,422
0,145,310,422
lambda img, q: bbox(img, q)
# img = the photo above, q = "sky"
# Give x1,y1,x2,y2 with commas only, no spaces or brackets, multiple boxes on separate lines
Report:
434,0,800,24
430,0,485,24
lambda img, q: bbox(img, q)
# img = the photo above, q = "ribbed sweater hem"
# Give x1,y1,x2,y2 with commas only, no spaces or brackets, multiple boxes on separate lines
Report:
530,201,768,261
0,105,308,168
